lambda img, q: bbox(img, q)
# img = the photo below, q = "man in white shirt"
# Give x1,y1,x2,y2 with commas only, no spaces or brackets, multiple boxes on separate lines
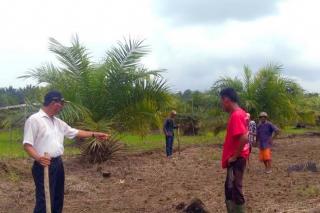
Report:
23,91,109,213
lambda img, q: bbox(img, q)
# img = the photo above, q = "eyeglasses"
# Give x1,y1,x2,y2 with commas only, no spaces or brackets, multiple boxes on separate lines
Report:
52,99,65,105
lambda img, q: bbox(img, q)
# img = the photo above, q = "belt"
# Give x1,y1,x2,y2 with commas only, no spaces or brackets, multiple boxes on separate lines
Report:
34,156,62,165
50,156,62,162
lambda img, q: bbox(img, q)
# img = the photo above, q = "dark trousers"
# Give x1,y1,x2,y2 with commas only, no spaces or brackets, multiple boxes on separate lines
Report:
32,157,65,213
225,157,246,205
165,136,174,156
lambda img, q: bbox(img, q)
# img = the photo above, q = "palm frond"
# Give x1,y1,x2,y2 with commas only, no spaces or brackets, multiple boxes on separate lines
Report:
18,63,61,84
49,35,91,76
58,101,91,125
211,77,244,96
105,38,149,70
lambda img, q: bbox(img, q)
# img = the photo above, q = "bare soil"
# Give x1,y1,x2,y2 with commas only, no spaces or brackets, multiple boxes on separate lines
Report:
1,135,320,213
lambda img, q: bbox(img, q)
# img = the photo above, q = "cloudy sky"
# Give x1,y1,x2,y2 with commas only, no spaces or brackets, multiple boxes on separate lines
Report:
0,0,319,92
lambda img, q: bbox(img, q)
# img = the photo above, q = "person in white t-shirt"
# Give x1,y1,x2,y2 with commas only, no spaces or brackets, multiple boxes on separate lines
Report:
23,91,109,213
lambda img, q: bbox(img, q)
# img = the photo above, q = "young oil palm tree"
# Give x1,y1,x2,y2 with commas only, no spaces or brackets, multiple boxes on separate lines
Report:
252,64,303,126
21,35,171,124
20,35,172,162
211,64,303,127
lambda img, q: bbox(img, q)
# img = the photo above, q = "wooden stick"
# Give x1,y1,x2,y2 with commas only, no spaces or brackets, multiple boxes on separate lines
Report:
44,152,51,213
177,128,181,155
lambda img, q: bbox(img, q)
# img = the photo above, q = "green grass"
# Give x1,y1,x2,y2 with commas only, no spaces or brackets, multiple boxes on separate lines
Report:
281,126,320,135
0,129,225,158
0,130,80,158
119,131,224,152
0,141,82,159
0,141,29,158
2,125,319,159
0,130,28,158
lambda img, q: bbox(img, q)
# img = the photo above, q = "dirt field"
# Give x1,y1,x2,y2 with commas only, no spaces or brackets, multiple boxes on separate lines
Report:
1,135,320,213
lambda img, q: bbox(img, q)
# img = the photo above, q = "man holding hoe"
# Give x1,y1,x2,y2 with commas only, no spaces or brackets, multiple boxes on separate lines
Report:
23,91,109,213
220,88,250,213
163,110,178,158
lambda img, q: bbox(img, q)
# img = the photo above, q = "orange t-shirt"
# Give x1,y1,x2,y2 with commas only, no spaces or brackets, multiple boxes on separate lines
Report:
221,108,250,169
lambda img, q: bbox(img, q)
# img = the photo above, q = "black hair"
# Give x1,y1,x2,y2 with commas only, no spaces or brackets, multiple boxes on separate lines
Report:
219,87,239,103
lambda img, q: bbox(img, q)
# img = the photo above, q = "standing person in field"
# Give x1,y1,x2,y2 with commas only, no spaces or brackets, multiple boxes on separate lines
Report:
246,113,256,170
220,88,250,213
163,110,178,158
23,91,109,213
247,113,257,150
256,112,280,174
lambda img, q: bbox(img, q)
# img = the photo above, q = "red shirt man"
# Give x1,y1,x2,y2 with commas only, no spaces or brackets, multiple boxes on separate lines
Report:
222,108,250,168
219,87,249,212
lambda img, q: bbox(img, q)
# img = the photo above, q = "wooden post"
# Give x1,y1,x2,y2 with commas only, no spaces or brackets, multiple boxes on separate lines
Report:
177,128,181,155
44,152,51,213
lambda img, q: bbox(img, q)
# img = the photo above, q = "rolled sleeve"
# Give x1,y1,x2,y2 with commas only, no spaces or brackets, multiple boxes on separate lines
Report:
61,121,79,139
23,118,35,146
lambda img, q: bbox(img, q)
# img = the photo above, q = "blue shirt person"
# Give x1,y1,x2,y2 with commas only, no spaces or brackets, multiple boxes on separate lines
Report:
163,110,178,157
257,121,279,149
256,112,280,174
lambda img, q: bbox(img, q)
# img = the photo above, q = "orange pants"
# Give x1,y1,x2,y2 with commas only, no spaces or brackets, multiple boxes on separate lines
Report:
259,148,271,161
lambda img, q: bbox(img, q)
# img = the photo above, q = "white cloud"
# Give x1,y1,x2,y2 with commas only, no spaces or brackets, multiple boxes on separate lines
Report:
147,0,320,92
0,0,154,87
0,0,319,93
153,0,282,24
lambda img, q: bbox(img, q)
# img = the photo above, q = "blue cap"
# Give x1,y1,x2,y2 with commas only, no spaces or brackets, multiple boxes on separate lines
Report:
44,91,64,106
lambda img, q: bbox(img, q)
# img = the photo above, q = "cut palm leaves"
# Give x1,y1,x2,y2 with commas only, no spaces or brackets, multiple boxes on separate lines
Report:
80,134,123,164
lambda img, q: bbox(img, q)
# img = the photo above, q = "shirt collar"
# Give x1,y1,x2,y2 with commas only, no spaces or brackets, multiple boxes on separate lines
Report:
39,108,53,119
